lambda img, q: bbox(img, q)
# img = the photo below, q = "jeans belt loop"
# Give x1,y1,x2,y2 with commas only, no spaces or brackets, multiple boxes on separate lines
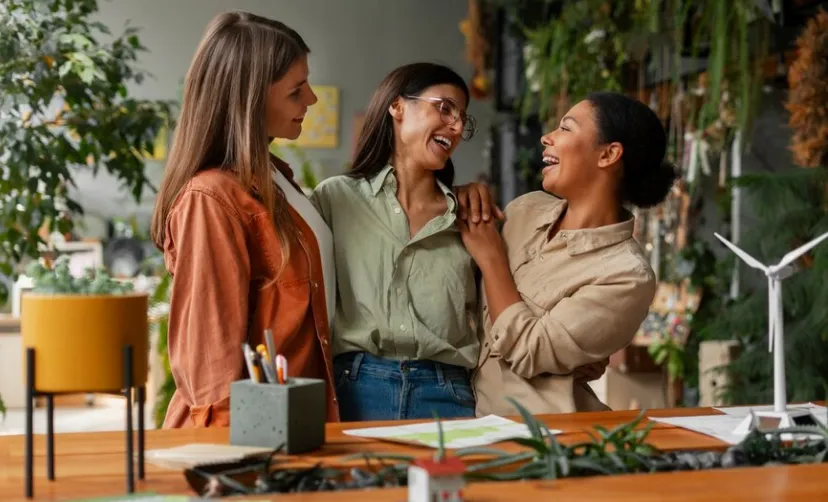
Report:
349,352,364,380
435,362,446,386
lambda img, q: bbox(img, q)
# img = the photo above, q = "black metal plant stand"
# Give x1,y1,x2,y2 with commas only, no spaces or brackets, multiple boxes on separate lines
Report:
24,345,145,498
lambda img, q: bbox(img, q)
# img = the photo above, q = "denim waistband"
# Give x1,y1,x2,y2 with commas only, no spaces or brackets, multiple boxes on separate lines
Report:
334,352,470,384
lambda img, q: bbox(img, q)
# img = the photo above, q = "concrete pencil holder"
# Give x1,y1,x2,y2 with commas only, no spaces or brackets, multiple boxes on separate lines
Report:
229,378,326,454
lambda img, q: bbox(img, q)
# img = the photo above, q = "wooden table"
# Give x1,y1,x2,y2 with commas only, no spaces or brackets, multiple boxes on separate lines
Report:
1,406,825,501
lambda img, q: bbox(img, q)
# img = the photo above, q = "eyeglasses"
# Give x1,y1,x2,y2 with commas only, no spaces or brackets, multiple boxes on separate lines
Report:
403,95,477,141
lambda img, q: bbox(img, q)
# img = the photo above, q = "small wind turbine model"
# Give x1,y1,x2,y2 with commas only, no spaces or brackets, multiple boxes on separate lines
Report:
714,230,828,435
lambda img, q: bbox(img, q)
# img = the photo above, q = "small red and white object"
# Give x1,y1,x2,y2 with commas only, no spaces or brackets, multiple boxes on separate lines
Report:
407,456,465,502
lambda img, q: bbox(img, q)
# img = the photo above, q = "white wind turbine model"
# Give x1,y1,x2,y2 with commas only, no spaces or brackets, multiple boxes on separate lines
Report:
714,230,828,434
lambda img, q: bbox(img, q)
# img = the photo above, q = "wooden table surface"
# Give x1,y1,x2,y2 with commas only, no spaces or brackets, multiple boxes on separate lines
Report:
1,405,826,501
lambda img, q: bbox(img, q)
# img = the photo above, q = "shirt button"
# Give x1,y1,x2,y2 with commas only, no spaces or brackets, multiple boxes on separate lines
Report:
396,287,402,294
400,325,407,331
394,207,401,214
322,339,328,345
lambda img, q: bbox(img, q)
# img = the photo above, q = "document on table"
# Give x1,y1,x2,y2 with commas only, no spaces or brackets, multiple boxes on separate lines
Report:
343,415,559,449
648,414,749,445
713,402,827,421
145,443,274,470
650,403,827,445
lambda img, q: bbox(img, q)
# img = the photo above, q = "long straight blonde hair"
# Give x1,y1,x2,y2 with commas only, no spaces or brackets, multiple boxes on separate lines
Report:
150,11,309,268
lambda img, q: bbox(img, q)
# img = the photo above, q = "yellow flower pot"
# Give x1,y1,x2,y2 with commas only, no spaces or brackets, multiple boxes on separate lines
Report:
21,293,149,393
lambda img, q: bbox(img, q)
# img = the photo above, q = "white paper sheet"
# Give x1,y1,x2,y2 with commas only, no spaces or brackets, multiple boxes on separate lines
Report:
650,405,827,446
649,415,749,445
145,443,274,470
343,415,558,449
713,402,827,419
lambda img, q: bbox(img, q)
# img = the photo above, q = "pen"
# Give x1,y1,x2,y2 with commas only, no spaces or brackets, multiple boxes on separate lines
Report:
242,343,261,383
256,344,277,384
264,329,277,370
275,354,288,384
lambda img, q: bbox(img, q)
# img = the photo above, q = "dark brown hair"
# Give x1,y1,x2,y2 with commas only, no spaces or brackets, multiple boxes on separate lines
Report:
150,11,308,270
348,62,469,188
586,91,678,208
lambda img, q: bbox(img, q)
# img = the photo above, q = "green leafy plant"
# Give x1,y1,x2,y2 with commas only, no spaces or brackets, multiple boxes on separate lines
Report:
0,393,6,420
648,335,686,380
0,0,174,304
25,255,133,295
269,142,320,190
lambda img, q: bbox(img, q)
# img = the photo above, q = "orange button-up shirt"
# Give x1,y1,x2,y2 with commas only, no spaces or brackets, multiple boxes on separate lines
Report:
161,162,339,427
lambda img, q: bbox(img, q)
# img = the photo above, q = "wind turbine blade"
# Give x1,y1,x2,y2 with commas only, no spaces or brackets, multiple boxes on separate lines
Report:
777,230,828,269
768,277,775,353
714,233,768,271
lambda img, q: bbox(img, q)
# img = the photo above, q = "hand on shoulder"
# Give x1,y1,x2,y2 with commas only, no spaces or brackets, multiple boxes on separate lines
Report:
453,182,505,223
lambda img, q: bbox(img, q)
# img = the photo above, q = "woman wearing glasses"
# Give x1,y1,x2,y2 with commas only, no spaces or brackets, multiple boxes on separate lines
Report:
310,62,480,421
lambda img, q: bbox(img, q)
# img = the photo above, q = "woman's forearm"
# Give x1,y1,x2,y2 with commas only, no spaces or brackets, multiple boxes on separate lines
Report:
479,255,523,323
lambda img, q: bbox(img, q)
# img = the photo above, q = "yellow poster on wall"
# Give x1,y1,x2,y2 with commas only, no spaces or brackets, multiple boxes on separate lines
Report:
272,85,339,149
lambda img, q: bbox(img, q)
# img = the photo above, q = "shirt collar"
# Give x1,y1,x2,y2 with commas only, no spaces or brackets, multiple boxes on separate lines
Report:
369,164,458,213
535,198,635,256
369,164,396,196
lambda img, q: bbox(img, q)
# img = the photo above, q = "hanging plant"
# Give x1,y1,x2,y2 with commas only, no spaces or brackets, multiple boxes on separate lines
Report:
518,0,661,125
786,8,828,168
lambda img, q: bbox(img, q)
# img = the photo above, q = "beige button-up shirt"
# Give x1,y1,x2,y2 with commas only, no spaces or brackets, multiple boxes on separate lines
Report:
473,192,656,416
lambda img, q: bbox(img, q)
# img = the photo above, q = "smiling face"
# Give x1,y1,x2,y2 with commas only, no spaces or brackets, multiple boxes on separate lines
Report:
539,100,622,198
266,55,318,140
390,84,468,172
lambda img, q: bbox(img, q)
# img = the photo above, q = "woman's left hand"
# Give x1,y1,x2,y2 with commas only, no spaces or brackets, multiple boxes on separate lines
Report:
454,182,505,223
573,358,610,382
457,218,508,267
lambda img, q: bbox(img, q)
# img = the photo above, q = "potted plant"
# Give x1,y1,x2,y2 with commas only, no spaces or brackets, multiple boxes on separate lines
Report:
0,0,174,305
21,255,148,393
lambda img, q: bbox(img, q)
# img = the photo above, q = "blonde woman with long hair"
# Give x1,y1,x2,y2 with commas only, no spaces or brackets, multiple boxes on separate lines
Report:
150,11,338,427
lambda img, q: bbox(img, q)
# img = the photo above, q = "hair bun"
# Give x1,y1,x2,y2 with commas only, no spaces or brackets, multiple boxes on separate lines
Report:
623,160,679,209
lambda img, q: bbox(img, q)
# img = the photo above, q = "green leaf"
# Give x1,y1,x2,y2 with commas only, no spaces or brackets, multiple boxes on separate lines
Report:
507,436,550,453
58,60,73,78
569,457,614,475
465,451,535,473
507,397,543,439
453,447,511,458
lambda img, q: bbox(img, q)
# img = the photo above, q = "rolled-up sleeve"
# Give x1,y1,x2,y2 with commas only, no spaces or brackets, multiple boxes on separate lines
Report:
490,271,655,379
165,190,250,427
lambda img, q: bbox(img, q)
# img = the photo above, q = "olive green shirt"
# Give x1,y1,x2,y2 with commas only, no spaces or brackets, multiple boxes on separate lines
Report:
310,165,479,369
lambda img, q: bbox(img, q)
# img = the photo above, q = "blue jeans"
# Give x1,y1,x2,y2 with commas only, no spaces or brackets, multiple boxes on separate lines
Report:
334,352,476,421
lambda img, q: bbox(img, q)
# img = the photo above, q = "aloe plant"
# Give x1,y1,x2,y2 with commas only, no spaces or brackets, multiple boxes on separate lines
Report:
182,399,828,496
